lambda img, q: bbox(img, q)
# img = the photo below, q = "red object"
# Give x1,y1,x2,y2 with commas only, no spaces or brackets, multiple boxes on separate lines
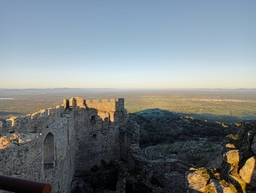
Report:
0,174,52,193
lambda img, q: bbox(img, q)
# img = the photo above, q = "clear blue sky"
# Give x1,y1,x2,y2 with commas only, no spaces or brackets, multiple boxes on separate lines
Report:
0,0,255,89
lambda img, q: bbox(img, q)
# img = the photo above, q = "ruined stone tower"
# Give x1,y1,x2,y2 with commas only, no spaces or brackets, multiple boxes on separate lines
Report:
0,97,134,193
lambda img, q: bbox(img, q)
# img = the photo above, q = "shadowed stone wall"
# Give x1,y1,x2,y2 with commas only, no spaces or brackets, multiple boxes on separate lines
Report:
72,97,129,172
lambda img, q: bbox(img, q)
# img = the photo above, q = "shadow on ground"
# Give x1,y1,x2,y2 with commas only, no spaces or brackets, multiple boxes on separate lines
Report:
135,108,246,123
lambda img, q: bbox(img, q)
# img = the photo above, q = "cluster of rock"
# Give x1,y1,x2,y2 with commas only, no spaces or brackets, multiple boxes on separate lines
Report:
186,121,256,193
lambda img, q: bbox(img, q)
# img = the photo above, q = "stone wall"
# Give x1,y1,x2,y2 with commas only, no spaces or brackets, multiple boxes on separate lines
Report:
70,97,124,113
2,105,65,133
73,97,129,172
0,96,130,193
0,105,75,193
120,117,141,170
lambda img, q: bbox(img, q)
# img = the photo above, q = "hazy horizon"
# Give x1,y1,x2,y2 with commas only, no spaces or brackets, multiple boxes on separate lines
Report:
1,1,255,89
1,87,256,90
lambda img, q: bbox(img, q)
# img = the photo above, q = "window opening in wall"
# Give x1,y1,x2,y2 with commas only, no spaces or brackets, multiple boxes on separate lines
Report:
43,132,54,173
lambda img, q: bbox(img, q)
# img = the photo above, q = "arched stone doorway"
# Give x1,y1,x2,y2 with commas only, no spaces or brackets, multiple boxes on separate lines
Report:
43,132,54,171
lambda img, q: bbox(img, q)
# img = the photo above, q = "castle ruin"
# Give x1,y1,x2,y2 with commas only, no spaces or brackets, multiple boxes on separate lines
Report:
0,97,138,192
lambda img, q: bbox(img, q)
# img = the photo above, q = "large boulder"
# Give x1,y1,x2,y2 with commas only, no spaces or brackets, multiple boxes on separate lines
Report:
0,136,11,149
239,156,256,187
186,168,210,192
225,150,240,164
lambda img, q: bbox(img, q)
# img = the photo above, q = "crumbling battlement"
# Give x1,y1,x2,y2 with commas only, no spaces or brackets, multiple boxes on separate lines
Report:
2,106,65,133
1,97,125,133
67,97,124,112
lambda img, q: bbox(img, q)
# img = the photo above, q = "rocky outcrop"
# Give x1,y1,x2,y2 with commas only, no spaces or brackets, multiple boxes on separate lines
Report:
186,120,256,193
239,156,256,186
225,150,240,164
186,168,210,192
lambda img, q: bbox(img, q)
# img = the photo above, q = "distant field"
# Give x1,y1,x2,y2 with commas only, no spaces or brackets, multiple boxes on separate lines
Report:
124,90,256,120
0,88,256,121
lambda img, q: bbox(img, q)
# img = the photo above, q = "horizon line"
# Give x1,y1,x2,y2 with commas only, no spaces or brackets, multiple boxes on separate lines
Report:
0,87,256,90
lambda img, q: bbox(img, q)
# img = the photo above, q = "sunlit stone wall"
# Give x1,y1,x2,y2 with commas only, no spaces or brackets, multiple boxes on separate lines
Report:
0,106,75,193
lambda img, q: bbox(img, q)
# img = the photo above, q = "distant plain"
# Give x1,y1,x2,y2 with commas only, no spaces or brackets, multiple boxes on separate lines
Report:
0,88,256,122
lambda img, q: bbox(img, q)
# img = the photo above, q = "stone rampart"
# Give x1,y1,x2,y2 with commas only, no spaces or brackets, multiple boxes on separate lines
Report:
3,106,65,133
74,102,129,172
0,109,75,193
68,97,124,112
